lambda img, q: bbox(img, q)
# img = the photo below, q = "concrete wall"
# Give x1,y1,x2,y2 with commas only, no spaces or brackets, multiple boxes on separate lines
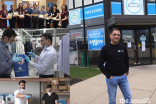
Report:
0,81,40,104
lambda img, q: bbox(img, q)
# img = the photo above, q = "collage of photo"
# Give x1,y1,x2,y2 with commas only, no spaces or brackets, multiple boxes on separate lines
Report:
0,0,70,104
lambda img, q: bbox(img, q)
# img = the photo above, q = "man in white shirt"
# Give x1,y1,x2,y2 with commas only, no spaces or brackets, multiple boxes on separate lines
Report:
14,80,31,104
24,33,57,78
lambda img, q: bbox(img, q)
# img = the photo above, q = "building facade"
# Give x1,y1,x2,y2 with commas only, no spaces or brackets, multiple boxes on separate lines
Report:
69,0,156,67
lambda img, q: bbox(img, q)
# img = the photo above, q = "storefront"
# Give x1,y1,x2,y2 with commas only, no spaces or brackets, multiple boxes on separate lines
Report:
69,0,156,67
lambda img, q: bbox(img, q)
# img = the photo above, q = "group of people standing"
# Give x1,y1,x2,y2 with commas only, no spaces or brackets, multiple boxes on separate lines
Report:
0,2,69,28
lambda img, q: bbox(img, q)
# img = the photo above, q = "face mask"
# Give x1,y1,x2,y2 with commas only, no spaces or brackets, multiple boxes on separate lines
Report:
5,39,11,47
44,40,49,49
20,88,25,91
5,43,11,47
47,91,52,95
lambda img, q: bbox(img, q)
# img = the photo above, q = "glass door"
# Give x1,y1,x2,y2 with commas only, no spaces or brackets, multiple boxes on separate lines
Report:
122,30,137,66
137,29,151,65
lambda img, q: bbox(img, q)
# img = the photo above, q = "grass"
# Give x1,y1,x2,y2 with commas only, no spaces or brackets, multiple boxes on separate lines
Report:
70,67,102,80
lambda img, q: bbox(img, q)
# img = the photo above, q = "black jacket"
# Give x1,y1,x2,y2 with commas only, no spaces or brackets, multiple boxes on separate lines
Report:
8,9,16,23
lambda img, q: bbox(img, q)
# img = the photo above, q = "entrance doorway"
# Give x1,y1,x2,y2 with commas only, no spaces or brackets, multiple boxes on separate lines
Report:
121,29,151,66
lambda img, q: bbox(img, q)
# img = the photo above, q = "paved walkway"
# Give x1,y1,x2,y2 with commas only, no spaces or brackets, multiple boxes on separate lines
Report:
71,65,156,104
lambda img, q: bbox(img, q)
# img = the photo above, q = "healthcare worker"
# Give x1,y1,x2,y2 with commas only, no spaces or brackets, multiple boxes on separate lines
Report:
32,4,39,28
8,5,16,28
16,3,25,28
0,29,23,78
24,33,57,78
45,7,51,28
24,2,33,28
39,6,46,28
42,85,59,104
14,80,31,104
0,4,7,28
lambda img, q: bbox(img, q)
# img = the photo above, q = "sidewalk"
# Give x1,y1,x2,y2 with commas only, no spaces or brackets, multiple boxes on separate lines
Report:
71,65,156,104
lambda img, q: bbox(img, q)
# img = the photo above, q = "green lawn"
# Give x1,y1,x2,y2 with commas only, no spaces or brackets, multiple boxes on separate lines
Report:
70,67,102,80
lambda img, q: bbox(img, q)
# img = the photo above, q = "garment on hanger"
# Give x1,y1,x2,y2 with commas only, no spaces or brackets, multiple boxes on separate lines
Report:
24,41,33,59
57,34,70,75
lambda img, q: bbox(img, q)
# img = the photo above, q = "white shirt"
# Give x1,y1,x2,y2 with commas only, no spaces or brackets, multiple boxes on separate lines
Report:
29,45,57,75
14,90,26,104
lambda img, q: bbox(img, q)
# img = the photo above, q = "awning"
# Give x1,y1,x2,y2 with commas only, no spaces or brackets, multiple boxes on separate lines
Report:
108,15,156,27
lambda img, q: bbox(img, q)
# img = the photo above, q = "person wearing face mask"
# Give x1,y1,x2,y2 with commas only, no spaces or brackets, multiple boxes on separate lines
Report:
24,33,57,78
42,85,59,104
0,29,23,78
14,80,31,104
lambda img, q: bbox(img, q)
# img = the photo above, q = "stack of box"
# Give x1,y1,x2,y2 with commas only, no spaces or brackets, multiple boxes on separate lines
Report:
5,94,15,104
50,78,59,91
0,94,5,104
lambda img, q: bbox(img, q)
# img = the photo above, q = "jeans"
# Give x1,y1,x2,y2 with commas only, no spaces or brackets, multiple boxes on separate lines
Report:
62,23,68,28
106,75,132,104
39,19,44,28
46,19,51,28
24,17,32,28
32,18,38,28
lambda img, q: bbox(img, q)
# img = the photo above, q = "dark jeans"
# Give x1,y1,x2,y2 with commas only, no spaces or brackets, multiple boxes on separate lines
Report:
39,19,44,28
9,22,15,28
62,23,68,28
17,18,24,28
39,74,54,78
24,17,32,28
32,18,38,28
46,19,51,28
53,21,59,28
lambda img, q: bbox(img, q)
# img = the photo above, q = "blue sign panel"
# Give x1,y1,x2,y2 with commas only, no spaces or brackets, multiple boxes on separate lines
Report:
111,2,122,15
88,28,105,50
140,35,146,41
147,3,156,15
84,3,104,20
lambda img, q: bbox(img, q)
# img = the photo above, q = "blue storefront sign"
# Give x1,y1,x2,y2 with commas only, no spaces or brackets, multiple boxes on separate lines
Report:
69,3,104,25
88,28,105,50
84,3,104,20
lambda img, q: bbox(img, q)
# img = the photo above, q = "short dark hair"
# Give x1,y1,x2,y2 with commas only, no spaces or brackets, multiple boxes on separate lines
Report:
46,85,52,89
42,33,53,44
53,4,57,8
10,5,14,8
62,5,68,11
41,6,44,9
110,28,121,34
2,29,17,39
19,80,26,85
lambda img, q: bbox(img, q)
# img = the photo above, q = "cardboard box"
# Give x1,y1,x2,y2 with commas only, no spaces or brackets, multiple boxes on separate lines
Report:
26,94,32,104
49,78,59,85
67,84,70,91
52,85,58,91
59,86,67,90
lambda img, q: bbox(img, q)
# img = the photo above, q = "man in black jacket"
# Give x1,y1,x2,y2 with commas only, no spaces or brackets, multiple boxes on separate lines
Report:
98,28,132,104
8,5,16,28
